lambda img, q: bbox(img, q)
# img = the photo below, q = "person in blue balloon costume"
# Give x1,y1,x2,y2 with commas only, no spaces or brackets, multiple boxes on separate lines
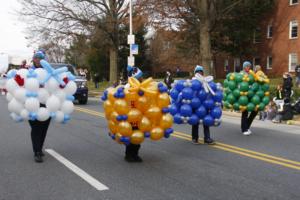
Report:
169,65,223,145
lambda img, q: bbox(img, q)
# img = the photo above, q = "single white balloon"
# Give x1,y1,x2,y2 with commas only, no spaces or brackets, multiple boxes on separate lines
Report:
45,77,59,93
8,98,24,114
37,107,50,121
46,95,61,112
5,79,19,93
61,101,74,115
6,92,13,102
38,88,50,104
17,69,28,79
35,68,47,83
25,98,40,112
14,88,27,103
64,81,77,95
25,78,40,92
55,111,64,123
54,90,66,102
20,109,29,120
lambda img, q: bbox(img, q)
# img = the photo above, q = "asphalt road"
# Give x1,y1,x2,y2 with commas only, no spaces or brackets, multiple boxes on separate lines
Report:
1,96,300,200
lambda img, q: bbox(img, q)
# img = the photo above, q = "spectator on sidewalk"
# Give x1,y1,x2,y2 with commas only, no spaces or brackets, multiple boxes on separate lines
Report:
295,65,300,88
164,70,174,90
93,72,100,89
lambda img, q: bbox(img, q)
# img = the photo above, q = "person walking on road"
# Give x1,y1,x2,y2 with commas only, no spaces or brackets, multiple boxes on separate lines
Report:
93,72,100,89
29,51,51,163
124,66,144,162
191,65,215,145
241,61,258,136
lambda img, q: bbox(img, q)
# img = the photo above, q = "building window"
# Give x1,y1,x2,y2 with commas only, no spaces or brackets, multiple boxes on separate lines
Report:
267,56,272,69
253,28,262,43
289,53,298,72
290,0,299,5
224,59,229,72
267,25,273,38
253,57,261,66
290,20,298,39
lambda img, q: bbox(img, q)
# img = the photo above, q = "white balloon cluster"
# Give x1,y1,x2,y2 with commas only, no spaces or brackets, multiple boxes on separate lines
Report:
5,60,77,123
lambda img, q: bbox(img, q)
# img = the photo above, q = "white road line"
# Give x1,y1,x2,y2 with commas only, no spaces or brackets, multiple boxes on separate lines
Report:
45,149,109,191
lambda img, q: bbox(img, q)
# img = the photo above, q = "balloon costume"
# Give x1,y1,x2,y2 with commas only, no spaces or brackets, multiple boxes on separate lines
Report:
5,60,77,123
102,77,174,145
223,70,270,112
169,74,223,127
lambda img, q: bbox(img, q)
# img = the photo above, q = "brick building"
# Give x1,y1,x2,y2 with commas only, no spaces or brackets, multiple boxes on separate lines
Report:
215,0,300,78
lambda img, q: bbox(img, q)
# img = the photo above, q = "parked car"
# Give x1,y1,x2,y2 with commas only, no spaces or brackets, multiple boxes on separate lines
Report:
51,63,88,104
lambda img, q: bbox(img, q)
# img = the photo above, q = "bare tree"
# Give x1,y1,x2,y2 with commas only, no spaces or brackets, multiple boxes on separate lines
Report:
18,0,129,83
137,0,245,75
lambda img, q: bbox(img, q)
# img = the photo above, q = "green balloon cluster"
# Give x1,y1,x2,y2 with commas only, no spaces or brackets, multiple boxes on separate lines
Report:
223,72,270,112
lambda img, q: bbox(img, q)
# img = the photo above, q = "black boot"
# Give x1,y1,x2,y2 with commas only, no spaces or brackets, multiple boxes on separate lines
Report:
34,152,44,163
204,138,215,145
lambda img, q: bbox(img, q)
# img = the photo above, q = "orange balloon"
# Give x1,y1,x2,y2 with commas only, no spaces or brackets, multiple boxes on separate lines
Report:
103,100,113,116
114,99,130,115
136,96,150,113
108,120,118,134
118,121,133,137
145,106,162,121
160,114,173,129
110,111,119,123
115,133,123,144
127,109,143,123
150,127,164,141
107,88,116,103
125,89,139,102
130,130,145,145
157,93,170,108
138,116,152,132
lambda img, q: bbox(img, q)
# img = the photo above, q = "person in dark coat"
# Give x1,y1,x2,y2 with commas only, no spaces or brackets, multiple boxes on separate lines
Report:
29,51,51,163
164,70,174,90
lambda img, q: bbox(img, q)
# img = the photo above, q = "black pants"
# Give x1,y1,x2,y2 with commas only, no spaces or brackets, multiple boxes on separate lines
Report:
241,111,258,132
192,124,211,141
125,144,141,158
29,118,51,153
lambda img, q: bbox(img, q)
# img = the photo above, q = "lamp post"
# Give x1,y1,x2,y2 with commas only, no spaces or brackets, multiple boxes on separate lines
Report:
128,0,136,67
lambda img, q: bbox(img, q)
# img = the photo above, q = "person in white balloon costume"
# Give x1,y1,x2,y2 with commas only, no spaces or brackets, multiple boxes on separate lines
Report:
5,51,77,163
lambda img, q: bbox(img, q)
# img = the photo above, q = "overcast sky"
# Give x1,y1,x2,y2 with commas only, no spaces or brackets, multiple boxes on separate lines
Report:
0,0,34,61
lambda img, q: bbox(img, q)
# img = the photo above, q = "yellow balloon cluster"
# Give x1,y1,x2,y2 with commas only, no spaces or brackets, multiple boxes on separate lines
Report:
102,77,174,145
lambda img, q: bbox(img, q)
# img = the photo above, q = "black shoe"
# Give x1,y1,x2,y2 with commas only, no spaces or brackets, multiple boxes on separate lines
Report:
34,152,44,163
204,138,215,145
192,139,200,145
124,155,143,163
133,155,143,162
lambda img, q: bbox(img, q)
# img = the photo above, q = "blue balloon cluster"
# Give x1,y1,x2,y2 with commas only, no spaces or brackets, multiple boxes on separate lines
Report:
170,79,223,127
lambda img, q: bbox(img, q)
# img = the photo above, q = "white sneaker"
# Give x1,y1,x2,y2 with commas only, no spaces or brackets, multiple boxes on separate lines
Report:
243,130,252,136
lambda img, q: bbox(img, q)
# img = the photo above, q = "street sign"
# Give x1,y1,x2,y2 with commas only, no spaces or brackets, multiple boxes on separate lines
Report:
131,44,139,55
128,35,135,45
128,56,135,66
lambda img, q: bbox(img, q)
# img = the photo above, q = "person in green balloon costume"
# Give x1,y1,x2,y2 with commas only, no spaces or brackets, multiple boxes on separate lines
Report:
240,61,258,136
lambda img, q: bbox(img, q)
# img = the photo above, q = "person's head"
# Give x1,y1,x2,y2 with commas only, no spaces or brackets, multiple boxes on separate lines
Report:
32,51,45,67
255,65,261,72
283,72,291,79
194,65,204,75
22,60,26,65
277,85,282,90
243,61,252,73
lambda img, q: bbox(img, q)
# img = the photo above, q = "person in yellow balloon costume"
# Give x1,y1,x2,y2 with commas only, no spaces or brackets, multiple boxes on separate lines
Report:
101,66,174,162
